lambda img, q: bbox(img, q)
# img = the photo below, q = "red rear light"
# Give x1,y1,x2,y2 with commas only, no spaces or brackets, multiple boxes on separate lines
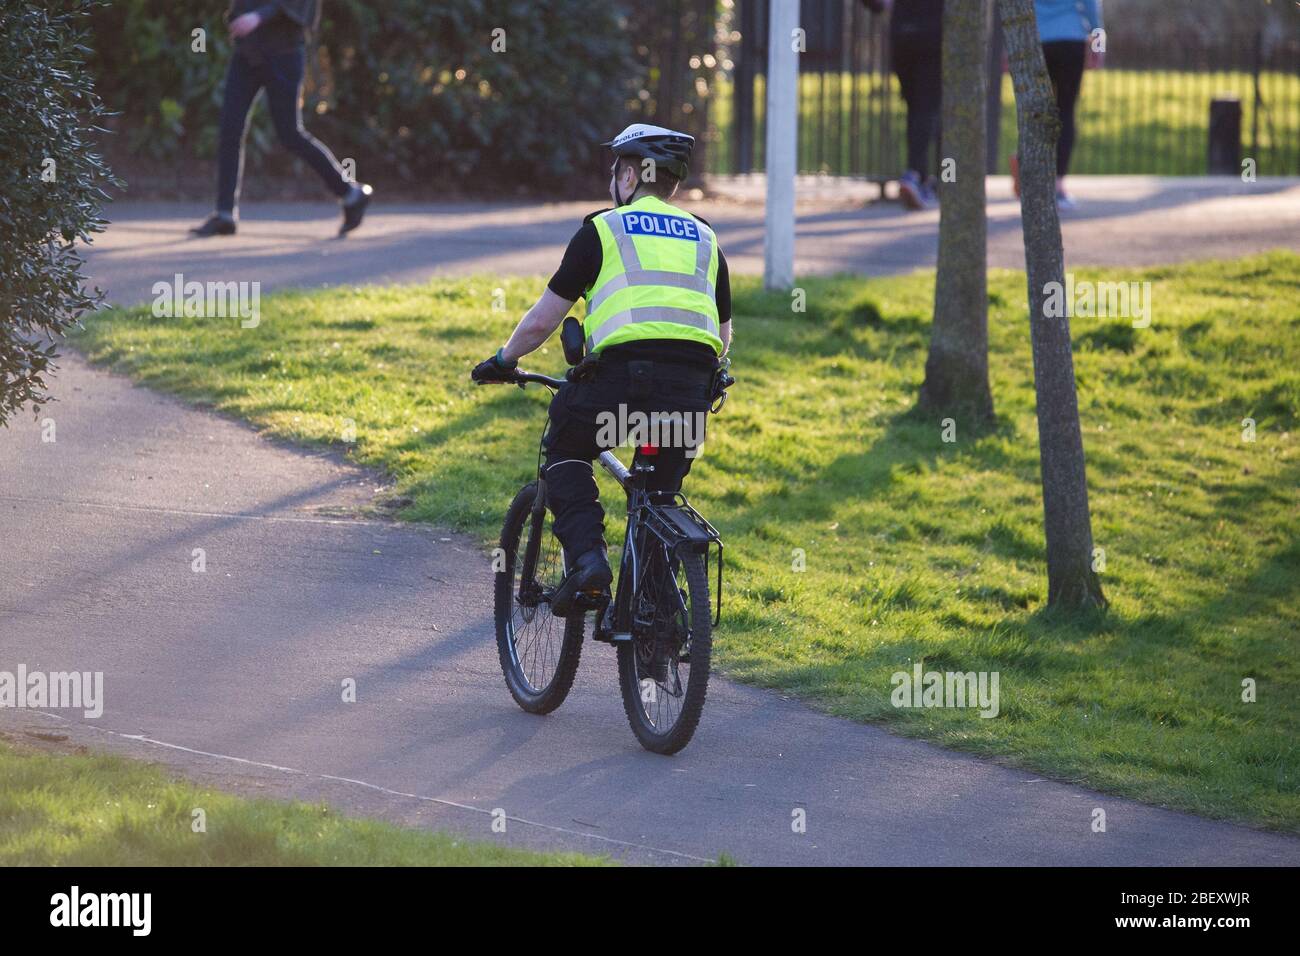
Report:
638,443,659,457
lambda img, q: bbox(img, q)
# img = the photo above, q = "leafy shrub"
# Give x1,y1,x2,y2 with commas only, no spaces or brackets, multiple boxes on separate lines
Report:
87,1,237,161
0,0,117,425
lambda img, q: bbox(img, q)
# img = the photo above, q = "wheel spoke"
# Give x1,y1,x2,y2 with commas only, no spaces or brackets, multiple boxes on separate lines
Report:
635,551,692,732
509,514,567,694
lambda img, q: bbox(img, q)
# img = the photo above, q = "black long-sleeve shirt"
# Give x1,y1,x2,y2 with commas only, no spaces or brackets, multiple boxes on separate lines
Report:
228,0,319,56
863,0,943,41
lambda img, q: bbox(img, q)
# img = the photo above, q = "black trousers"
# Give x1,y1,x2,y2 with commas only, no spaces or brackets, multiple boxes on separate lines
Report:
892,31,942,178
1042,40,1086,177
216,46,351,214
543,357,713,560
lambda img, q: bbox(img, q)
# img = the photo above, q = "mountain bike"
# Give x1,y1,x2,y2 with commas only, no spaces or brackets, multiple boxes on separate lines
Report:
481,367,726,755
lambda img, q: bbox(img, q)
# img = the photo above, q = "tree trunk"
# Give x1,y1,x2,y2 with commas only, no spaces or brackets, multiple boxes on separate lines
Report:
917,0,994,424
986,2,1004,172
998,0,1107,609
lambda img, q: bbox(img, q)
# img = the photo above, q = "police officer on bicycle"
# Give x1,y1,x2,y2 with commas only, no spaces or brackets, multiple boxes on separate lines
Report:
471,124,733,616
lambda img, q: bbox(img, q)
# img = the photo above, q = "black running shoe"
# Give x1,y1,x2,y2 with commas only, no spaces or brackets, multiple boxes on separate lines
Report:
190,214,236,237
339,183,373,236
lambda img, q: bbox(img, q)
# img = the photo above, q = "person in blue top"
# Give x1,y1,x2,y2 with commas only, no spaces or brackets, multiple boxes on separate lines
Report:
1012,0,1105,210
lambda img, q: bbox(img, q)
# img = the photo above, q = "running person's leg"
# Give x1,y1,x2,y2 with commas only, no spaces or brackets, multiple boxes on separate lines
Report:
191,52,261,235
892,34,941,209
262,46,373,233
263,46,352,198
216,53,262,216
1042,40,1086,200
907,54,942,181
909,50,941,204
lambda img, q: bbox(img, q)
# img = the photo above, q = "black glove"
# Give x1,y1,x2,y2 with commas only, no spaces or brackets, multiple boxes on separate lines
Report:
471,348,518,384
565,352,600,383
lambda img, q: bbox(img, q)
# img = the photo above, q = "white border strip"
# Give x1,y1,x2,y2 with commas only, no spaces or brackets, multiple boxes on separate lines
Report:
21,711,714,865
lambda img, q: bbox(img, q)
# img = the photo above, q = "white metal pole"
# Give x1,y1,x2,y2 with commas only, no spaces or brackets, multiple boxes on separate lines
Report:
763,0,798,290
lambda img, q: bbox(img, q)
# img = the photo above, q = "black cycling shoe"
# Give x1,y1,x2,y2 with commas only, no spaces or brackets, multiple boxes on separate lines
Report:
338,183,373,236
190,214,236,237
550,549,612,617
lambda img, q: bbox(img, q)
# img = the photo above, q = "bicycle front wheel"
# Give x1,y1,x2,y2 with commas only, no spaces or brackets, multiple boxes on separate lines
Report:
494,481,585,714
617,546,712,754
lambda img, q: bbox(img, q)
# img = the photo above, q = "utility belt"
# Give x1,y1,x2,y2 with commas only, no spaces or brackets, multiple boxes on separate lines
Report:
562,317,731,408
604,342,717,368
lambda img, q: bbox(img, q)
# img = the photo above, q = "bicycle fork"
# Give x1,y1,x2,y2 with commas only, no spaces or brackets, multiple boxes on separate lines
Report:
516,478,549,608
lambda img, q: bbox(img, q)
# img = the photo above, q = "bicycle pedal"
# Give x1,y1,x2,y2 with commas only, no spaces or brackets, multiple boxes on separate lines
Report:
573,589,609,611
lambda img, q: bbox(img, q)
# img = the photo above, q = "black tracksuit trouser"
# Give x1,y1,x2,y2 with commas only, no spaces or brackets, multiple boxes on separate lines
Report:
216,46,351,214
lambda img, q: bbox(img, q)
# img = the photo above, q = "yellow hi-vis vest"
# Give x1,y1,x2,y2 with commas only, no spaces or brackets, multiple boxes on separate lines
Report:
584,195,724,355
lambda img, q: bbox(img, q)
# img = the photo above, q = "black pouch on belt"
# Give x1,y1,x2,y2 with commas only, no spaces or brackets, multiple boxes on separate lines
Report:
628,360,654,401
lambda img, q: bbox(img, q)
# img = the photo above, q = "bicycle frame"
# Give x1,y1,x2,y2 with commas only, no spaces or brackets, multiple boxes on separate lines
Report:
599,449,724,637
502,370,724,633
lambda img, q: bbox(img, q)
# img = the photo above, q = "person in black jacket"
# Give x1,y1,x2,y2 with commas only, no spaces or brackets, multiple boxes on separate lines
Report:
191,0,372,237
864,0,944,210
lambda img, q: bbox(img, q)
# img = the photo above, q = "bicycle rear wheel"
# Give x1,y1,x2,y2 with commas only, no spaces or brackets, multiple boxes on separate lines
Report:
494,481,585,714
617,545,712,754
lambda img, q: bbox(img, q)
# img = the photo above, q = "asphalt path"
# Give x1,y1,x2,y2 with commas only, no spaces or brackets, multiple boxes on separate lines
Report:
2,178,1297,864
78,177,1300,305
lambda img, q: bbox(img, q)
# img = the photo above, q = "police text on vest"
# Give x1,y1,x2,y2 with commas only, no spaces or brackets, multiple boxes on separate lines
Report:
621,212,700,241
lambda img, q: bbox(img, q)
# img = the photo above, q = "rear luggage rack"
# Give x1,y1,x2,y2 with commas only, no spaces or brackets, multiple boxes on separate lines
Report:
638,494,724,625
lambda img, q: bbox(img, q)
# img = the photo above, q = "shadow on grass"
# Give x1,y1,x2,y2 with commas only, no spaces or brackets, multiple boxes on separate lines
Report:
730,400,1023,530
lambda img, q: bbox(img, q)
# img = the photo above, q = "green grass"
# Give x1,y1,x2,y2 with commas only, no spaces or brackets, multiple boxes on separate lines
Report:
0,738,609,865
72,251,1300,831
707,70,1300,176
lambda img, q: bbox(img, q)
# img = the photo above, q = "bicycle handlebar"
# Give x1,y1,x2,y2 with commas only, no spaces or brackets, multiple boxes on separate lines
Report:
481,363,733,402
512,371,565,389
474,369,565,390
